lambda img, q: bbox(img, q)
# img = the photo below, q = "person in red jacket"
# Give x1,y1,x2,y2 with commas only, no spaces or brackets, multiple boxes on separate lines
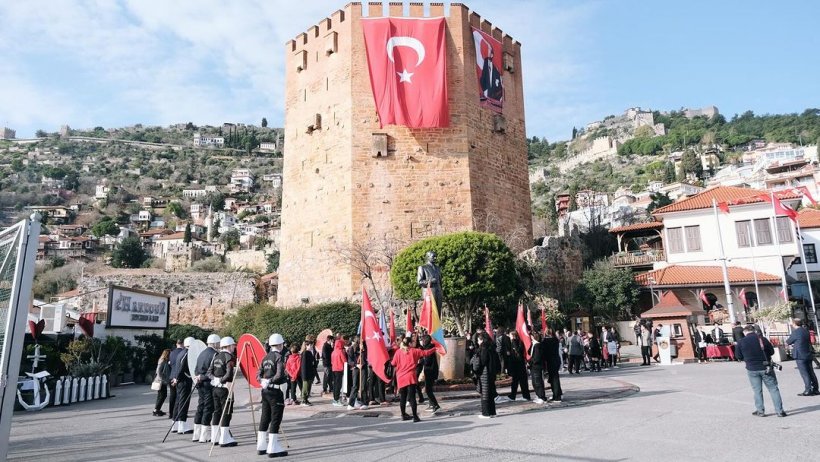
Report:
284,344,301,405
391,336,436,422
330,338,347,406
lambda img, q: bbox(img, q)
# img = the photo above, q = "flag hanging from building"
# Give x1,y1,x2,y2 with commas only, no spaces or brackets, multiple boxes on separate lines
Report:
472,27,504,113
419,286,447,355
759,192,798,222
515,304,532,360
789,186,817,205
361,286,391,383
361,17,449,128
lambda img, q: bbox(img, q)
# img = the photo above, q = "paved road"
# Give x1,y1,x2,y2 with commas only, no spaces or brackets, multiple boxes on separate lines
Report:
8,361,820,461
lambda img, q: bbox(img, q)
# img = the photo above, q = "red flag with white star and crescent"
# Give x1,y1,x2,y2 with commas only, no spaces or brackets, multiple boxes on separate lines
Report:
361,17,449,128
362,286,391,383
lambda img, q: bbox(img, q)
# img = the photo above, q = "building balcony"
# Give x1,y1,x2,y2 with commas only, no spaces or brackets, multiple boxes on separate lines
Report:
611,249,665,268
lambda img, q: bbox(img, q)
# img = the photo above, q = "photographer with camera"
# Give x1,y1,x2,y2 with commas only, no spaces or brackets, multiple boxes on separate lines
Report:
735,325,787,417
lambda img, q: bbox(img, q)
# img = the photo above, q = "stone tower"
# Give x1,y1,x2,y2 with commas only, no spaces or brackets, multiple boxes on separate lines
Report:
277,2,532,306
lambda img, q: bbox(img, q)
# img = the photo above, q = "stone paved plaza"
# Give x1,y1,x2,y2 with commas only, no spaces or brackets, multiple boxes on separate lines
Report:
9,361,819,461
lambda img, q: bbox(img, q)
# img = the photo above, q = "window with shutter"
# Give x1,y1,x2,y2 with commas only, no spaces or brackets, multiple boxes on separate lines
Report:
735,220,753,248
775,217,793,243
684,225,702,252
753,218,772,245
667,227,684,254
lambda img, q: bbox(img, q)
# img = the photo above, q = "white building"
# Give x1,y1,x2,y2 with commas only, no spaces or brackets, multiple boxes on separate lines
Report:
182,188,208,199
193,133,225,147
95,183,110,200
259,142,278,151
229,169,254,193
788,209,820,319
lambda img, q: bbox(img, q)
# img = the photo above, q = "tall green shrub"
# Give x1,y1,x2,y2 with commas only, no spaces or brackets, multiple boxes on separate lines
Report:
222,302,360,345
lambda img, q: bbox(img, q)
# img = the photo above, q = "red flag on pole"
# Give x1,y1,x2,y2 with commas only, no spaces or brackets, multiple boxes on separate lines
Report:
759,192,798,222
484,304,494,340
738,288,748,307
795,186,818,205
698,289,710,307
515,304,532,360
362,286,391,383
419,290,432,333
361,17,449,128
717,201,730,214
541,307,547,333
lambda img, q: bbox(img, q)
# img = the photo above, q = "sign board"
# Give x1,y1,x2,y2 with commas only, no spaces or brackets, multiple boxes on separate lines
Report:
106,285,170,329
657,336,672,365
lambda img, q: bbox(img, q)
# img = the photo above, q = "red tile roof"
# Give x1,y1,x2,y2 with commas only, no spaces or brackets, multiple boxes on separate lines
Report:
798,208,820,229
641,291,706,319
156,231,185,241
635,265,780,287
652,186,801,215
609,221,664,234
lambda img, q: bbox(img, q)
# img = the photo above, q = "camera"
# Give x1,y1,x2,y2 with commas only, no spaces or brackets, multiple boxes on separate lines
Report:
771,362,783,371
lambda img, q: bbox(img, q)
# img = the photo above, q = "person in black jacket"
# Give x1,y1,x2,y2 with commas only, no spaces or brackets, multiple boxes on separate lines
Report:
542,329,563,402
735,325,786,417
301,340,317,405
528,332,546,404
786,318,819,396
587,332,602,372
192,334,219,443
166,340,184,420
495,328,511,376
321,335,334,395
507,331,531,401
257,333,288,457
419,335,441,413
208,336,237,448
170,337,195,434
471,332,497,418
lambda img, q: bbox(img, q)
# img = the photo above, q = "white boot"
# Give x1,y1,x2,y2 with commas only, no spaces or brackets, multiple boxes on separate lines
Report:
171,421,178,433
210,425,219,444
198,424,210,443
256,431,268,455
266,433,287,457
192,424,201,442
179,420,193,434
176,421,184,433
218,427,237,447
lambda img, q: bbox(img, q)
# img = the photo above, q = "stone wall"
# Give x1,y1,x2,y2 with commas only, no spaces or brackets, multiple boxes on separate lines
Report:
277,2,532,306
225,249,267,273
77,269,257,329
519,234,585,303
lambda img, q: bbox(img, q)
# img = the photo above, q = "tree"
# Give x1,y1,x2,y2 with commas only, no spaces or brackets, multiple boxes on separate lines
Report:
680,150,703,179
91,217,120,237
634,125,655,138
210,193,225,212
210,218,221,240
266,251,280,273
63,172,80,191
663,162,677,183
573,260,639,320
391,232,518,336
221,228,240,252
647,192,673,213
167,201,185,218
183,223,192,243
261,117,268,128
35,129,48,138
111,236,147,268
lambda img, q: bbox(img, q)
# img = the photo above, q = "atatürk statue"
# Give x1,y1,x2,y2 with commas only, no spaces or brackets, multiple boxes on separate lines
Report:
417,251,443,311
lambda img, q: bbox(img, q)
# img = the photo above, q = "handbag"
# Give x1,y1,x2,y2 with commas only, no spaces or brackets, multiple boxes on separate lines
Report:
151,379,162,391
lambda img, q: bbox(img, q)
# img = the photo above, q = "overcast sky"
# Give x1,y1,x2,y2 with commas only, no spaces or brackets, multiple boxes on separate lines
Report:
1,0,818,141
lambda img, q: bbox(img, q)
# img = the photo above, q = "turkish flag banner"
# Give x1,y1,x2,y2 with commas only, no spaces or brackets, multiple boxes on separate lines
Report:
362,17,449,128
362,286,391,383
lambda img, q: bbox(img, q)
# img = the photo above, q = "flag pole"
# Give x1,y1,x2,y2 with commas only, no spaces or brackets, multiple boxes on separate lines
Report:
770,191,790,300
795,219,820,334
749,242,763,311
712,199,736,324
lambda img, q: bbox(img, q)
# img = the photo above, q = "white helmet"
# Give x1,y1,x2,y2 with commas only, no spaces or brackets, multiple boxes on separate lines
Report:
268,333,285,346
206,334,221,345
183,337,194,348
220,336,236,348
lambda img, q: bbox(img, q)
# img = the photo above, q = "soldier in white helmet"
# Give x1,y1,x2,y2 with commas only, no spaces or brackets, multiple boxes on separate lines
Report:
170,337,195,434
208,336,237,448
256,333,288,458
192,333,220,443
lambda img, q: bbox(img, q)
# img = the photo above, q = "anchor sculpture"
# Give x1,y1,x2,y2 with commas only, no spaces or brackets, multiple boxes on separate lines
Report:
17,343,51,411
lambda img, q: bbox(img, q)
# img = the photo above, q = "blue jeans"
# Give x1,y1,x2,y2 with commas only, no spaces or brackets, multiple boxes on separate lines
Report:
747,369,784,413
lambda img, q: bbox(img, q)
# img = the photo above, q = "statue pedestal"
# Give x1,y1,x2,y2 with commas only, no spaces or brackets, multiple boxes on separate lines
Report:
439,337,466,380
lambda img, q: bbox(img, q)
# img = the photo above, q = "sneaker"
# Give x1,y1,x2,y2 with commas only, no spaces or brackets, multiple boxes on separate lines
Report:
552,398,562,403
402,414,413,421
331,400,342,407
478,415,492,419
430,405,440,414
301,401,312,407
413,416,421,423
751,410,765,417
347,405,355,411
603,368,610,371
359,405,369,410
533,398,544,404
777,411,787,417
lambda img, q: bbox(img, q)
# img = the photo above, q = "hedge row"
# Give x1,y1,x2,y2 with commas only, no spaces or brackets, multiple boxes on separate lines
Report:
221,302,360,345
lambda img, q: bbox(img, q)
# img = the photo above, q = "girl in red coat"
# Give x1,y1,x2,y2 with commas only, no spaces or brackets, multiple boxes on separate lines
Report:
330,339,347,406
285,344,301,405
391,336,436,422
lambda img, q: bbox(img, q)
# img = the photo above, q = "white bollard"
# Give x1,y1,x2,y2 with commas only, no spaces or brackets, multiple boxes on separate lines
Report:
101,375,108,398
86,377,93,401
93,375,100,400
71,377,79,403
53,378,62,406
79,378,87,402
